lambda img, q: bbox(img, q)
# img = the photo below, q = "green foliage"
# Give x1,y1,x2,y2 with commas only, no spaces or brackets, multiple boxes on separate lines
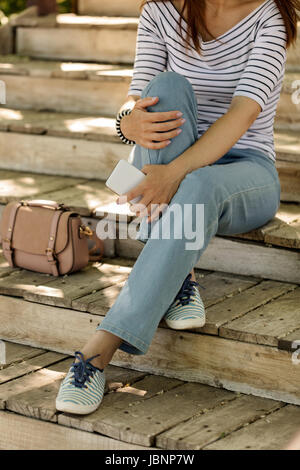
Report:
0,0,26,17
58,0,72,14
0,0,72,17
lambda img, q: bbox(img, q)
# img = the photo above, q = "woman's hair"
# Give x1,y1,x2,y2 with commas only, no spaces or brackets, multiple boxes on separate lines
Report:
139,0,300,53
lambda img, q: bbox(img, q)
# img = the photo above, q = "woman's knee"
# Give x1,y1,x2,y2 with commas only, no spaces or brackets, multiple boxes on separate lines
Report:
141,72,198,117
141,71,191,96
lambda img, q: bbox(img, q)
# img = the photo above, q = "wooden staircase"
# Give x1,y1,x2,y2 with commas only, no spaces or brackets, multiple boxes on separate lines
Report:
0,0,299,448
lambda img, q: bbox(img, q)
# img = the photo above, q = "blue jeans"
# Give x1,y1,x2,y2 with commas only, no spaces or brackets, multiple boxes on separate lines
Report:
96,71,281,355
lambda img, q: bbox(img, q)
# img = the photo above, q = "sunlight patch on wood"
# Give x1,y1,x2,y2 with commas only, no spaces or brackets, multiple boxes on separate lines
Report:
0,108,23,120
64,116,113,133
116,386,148,397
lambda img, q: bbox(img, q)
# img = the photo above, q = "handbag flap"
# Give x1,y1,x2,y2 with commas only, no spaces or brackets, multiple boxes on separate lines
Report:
1,202,75,256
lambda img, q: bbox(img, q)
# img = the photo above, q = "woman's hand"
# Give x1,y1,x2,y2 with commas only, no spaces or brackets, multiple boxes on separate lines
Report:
120,96,186,150
117,163,185,222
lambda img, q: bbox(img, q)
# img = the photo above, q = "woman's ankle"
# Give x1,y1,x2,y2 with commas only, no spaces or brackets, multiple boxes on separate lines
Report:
78,330,123,370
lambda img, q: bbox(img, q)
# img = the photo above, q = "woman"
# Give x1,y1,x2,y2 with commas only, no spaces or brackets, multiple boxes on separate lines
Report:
56,0,299,415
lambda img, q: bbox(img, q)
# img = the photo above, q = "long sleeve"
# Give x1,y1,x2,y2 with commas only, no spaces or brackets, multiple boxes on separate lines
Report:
128,2,168,96
233,6,287,111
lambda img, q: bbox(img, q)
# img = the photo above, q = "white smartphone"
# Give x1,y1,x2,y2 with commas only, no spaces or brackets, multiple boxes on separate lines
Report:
106,160,146,205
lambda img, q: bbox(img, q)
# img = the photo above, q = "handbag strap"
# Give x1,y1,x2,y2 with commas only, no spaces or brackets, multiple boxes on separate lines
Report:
2,202,22,267
20,200,67,211
45,210,63,277
89,231,105,262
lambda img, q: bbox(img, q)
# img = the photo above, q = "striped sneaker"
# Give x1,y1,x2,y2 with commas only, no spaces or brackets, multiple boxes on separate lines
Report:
56,351,105,415
164,273,206,330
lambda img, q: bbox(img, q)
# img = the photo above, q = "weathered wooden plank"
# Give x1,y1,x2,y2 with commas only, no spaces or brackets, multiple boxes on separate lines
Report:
71,259,137,312
4,356,148,424
0,411,154,450
0,108,120,141
103,365,148,392
0,351,66,410
0,250,20,278
75,271,256,318
116,230,300,283
0,295,100,354
113,330,300,406
58,375,182,434
78,0,140,17
157,394,283,450
263,218,300,249
4,357,72,421
201,280,297,335
91,383,234,447
37,180,116,217
0,350,66,386
0,169,85,204
204,405,300,450
274,129,300,163
0,23,13,55
17,27,137,63
72,279,127,312
16,14,139,29
0,341,44,370
21,262,131,307
194,271,257,308
231,203,300,249
278,328,300,352
196,236,300,284
0,132,128,181
1,74,129,115
1,296,300,405
220,288,300,346
277,162,300,203
0,270,56,297
0,56,132,82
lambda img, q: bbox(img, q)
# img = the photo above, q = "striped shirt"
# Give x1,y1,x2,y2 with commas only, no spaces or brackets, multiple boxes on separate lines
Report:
128,0,287,161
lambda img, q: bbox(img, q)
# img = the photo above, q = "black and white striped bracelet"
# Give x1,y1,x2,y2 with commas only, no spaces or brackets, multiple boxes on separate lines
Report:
115,108,136,145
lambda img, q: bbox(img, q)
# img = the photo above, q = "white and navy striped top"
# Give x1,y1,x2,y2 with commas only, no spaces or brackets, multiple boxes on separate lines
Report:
128,0,287,161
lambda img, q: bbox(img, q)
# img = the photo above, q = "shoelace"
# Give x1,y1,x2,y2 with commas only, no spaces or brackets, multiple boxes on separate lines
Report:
70,351,103,389
174,273,206,306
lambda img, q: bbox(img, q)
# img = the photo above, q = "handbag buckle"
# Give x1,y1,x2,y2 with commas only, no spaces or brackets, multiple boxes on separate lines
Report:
79,225,93,238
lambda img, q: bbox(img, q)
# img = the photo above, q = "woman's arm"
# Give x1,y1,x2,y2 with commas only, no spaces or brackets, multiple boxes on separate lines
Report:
120,96,261,221
116,2,185,148
168,96,261,178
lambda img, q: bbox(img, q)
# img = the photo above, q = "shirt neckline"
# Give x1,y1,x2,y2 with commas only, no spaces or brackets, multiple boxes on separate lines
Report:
168,0,271,45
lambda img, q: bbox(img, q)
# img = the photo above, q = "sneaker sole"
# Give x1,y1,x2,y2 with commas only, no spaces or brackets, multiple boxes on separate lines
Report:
165,317,206,330
55,399,100,415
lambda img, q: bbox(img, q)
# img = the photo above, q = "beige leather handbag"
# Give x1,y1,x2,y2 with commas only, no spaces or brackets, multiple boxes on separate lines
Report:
0,200,104,276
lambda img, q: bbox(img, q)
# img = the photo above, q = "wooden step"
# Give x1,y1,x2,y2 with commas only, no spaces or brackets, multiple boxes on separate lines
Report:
78,0,141,16
0,169,299,282
0,107,299,201
78,0,140,17
1,341,299,450
0,109,128,180
0,55,299,121
286,22,300,69
16,15,138,63
0,56,132,115
0,256,299,411
13,11,300,67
